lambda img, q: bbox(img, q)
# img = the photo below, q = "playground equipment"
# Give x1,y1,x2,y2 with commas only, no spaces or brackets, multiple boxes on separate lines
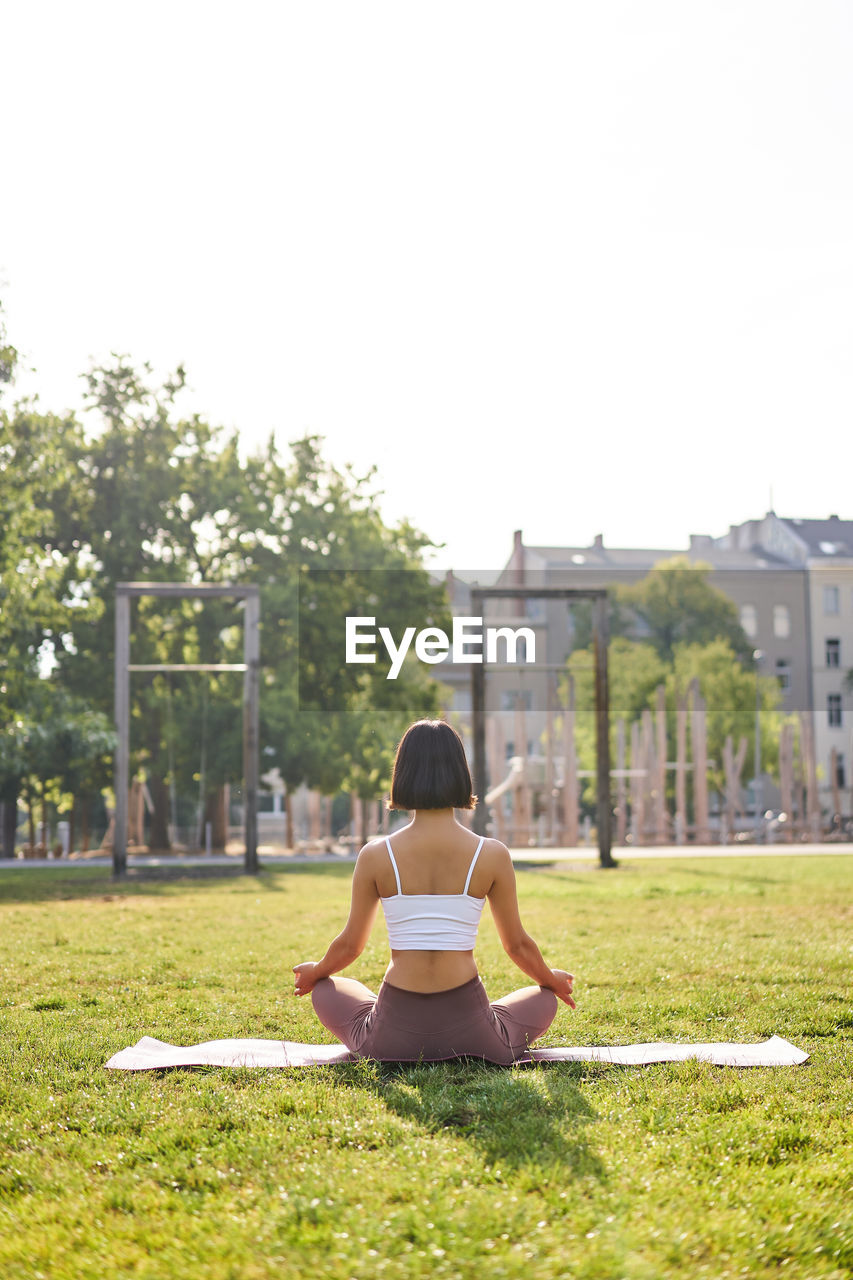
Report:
113,582,260,877
480,678,830,847
470,584,614,867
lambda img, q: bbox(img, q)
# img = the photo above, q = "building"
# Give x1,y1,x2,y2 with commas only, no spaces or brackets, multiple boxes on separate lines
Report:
716,514,853,806
484,515,852,816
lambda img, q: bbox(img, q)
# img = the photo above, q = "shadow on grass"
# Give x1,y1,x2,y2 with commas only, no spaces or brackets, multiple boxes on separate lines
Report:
0,863,338,904
674,865,786,888
334,1058,605,1179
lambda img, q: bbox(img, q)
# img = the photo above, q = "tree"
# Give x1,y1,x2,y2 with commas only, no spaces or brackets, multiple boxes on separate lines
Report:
0,299,18,398
5,686,114,854
616,556,753,663
667,639,782,791
0,387,103,854
0,404,100,679
561,635,782,812
42,357,449,848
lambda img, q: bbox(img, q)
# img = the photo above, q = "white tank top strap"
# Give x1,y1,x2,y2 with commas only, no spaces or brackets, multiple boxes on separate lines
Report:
384,837,402,894
463,836,486,895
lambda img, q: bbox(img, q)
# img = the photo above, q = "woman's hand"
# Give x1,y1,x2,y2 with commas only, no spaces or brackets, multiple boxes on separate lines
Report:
293,962,321,997
548,969,576,1009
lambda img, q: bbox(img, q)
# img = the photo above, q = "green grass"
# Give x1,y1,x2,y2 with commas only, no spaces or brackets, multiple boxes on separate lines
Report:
0,856,851,1280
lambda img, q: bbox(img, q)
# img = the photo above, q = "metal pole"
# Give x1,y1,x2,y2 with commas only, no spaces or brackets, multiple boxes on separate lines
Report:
114,593,130,878
593,595,616,867
243,591,261,873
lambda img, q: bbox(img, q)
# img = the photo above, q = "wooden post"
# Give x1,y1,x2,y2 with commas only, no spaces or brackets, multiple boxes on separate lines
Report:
630,719,643,845
243,589,260,873
799,711,821,840
641,707,654,845
593,595,615,866
113,592,130,878
793,724,805,840
129,778,145,847
675,692,687,845
654,684,668,844
545,693,557,845
690,680,710,844
616,718,627,846
722,735,747,844
722,736,733,844
471,639,486,837
308,790,321,843
563,674,579,847
779,722,794,842
486,715,507,843
284,791,294,850
514,694,532,845
830,747,841,819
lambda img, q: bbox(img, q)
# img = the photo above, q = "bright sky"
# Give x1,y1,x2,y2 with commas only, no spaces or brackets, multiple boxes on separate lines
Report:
2,1,852,574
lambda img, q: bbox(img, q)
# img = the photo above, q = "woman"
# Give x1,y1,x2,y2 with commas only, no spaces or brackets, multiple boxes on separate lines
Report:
293,719,575,1063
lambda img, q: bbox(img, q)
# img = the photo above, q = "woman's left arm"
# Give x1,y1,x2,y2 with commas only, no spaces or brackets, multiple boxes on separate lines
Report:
293,848,380,996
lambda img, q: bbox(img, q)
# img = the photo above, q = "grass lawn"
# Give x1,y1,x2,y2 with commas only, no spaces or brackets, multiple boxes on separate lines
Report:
0,855,851,1280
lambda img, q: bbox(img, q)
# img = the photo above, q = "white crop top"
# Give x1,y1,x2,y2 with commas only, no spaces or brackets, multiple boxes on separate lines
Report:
380,836,486,951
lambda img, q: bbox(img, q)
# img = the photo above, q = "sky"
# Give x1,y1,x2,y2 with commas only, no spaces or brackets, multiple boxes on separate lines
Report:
2,1,852,574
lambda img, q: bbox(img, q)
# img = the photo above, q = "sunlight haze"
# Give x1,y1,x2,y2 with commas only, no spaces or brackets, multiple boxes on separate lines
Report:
2,1,851,570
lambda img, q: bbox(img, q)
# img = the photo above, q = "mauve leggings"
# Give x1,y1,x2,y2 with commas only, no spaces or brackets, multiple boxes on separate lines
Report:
311,974,558,1064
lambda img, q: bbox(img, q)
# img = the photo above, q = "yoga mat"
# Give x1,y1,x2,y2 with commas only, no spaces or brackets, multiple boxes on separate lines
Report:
105,1034,808,1071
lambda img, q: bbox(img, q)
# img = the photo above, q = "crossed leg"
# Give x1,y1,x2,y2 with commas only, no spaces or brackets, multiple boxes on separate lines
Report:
311,976,377,1055
311,977,557,1062
489,985,559,1058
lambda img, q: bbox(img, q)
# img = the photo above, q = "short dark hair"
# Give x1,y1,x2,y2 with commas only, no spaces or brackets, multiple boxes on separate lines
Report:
388,719,477,811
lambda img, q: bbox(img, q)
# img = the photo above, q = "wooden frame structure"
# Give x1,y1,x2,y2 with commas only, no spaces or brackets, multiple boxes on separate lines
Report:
114,583,260,877
469,586,615,868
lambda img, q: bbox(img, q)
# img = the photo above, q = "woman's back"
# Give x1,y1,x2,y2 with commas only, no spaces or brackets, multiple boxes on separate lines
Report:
372,820,493,899
364,814,497,993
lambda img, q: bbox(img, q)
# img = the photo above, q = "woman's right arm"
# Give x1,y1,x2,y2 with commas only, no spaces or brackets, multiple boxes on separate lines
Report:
293,847,379,996
486,842,575,1008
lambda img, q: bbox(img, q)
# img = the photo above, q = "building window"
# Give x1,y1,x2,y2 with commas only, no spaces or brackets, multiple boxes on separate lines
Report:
827,693,842,728
453,688,472,714
501,689,533,711
823,585,840,614
773,605,791,639
775,658,791,691
826,638,840,668
837,753,847,791
740,604,757,638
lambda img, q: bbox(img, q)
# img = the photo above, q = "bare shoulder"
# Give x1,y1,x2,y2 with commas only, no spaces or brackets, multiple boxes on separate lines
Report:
356,837,389,869
478,837,514,887
350,839,388,896
480,836,512,862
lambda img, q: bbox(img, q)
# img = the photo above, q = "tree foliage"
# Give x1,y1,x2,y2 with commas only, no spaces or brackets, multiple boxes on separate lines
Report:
0,373,108,851
0,301,17,397
667,640,781,789
615,556,753,662
562,557,783,815
0,352,447,850
564,635,783,810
